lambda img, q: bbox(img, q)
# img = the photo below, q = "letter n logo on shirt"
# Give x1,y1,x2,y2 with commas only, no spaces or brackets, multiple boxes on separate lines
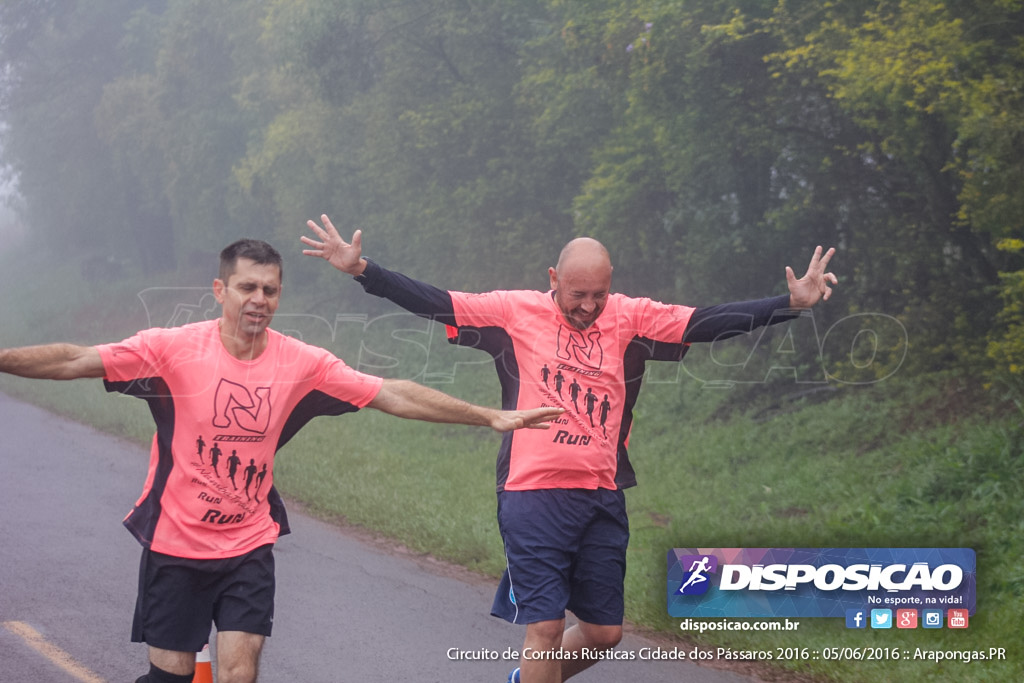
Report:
555,326,604,371
212,379,272,433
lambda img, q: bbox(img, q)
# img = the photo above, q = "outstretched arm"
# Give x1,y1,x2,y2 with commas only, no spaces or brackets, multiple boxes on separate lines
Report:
368,379,563,433
682,247,837,343
0,344,105,380
787,246,837,309
303,213,458,323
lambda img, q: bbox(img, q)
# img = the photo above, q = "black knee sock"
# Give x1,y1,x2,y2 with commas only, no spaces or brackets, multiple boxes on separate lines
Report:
135,662,195,683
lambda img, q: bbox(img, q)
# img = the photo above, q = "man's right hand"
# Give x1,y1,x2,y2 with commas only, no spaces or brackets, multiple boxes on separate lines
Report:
489,406,566,433
302,214,368,277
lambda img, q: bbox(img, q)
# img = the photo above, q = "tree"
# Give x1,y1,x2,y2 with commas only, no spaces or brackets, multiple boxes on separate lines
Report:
0,0,150,266
767,0,1021,370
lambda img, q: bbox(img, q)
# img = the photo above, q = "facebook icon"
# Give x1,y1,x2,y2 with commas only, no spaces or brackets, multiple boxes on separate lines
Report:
846,609,867,629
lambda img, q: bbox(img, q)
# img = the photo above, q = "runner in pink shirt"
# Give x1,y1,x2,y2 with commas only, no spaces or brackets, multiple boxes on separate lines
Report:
305,215,837,683
0,238,562,683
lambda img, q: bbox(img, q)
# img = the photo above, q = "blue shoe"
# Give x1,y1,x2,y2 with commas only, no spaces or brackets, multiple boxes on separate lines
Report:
507,667,520,683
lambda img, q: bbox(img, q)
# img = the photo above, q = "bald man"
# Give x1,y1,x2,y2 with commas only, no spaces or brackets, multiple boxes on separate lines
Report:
303,216,836,683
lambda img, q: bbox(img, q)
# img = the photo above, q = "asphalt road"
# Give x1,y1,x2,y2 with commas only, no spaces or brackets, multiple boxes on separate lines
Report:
0,392,756,682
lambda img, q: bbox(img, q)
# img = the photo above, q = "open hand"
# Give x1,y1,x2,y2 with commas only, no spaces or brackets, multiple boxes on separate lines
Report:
490,406,565,432
302,214,367,276
786,246,837,309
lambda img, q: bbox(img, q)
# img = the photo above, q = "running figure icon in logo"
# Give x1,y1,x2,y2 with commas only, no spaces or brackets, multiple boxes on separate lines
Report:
677,555,718,596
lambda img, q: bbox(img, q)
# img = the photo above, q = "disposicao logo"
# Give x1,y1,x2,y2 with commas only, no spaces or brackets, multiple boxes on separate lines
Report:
674,555,718,596
667,548,976,619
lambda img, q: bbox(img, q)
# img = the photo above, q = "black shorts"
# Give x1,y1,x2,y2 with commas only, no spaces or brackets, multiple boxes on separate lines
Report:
491,489,629,626
132,544,276,652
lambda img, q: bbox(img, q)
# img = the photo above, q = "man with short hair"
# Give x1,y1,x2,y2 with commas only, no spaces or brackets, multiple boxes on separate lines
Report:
304,216,836,683
0,238,562,683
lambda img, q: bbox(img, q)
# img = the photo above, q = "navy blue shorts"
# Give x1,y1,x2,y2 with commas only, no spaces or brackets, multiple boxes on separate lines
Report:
491,488,629,626
132,544,275,652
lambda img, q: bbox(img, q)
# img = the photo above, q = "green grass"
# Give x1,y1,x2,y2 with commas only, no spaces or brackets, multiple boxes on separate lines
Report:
619,375,1023,682
2,250,1021,681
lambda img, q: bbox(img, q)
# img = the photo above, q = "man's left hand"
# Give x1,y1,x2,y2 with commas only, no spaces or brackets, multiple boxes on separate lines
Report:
787,246,837,309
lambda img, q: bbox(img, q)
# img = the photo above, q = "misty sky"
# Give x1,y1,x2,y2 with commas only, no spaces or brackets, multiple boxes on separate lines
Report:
0,182,23,251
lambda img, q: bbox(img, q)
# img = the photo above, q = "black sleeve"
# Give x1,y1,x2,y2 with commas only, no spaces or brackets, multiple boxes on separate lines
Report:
682,294,798,343
354,258,458,325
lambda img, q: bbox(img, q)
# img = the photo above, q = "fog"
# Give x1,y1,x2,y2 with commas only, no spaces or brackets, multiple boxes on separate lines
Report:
0,178,23,251
0,0,1017,365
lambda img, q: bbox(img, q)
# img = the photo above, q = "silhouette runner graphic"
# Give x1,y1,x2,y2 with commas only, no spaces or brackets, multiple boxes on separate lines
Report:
599,394,611,438
227,450,242,490
209,442,223,477
254,464,268,503
243,459,258,500
569,378,581,412
584,388,597,427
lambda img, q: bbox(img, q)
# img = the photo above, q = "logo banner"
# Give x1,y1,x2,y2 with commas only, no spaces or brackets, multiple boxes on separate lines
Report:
667,548,976,618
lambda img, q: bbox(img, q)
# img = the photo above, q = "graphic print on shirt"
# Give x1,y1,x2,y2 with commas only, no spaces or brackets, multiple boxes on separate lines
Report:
212,378,273,434
544,324,615,448
556,325,603,374
190,378,275,525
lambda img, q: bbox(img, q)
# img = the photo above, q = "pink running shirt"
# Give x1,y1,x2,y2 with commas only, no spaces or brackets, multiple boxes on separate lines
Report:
449,290,694,491
97,320,382,559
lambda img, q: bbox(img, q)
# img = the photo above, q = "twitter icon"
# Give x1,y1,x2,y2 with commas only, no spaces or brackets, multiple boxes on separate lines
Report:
871,609,893,629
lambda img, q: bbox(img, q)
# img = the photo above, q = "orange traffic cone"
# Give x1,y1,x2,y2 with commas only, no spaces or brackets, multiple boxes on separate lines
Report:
193,643,213,683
